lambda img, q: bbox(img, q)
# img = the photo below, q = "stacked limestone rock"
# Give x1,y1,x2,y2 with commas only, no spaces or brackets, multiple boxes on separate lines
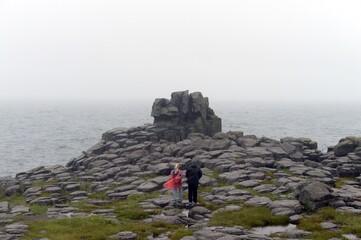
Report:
1,91,361,240
151,91,222,142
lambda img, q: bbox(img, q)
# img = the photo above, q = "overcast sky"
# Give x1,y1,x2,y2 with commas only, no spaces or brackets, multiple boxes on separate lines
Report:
1,0,361,102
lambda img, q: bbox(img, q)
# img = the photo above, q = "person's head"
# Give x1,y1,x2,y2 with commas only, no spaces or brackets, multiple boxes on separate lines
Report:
189,159,197,167
174,163,179,170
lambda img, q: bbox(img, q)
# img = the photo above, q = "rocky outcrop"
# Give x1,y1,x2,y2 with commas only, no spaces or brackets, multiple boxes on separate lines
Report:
2,92,361,239
151,90,222,142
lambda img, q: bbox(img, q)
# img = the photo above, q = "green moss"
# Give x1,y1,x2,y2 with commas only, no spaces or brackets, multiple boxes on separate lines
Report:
23,216,141,240
90,191,107,200
79,181,92,192
298,207,361,239
114,193,159,220
238,187,279,200
335,178,357,188
170,229,194,240
30,204,48,215
336,212,361,237
298,216,323,232
197,196,222,211
212,170,228,186
0,188,26,207
281,169,294,176
198,186,213,193
318,207,337,220
209,205,289,228
141,174,158,180
23,216,183,240
32,179,58,188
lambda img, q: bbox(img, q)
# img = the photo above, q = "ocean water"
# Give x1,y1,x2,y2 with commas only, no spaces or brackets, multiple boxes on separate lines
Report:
1,100,361,177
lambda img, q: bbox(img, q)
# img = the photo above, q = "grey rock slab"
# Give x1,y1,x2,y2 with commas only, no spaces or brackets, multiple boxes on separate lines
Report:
64,183,80,192
283,229,311,238
30,197,54,205
137,181,161,192
0,202,10,213
188,206,211,219
320,221,338,230
5,185,20,196
238,180,262,188
219,171,247,184
44,186,62,193
289,214,302,224
23,187,42,197
0,213,14,225
70,191,89,197
109,231,137,240
253,184,276,193
5,223,28,234
245,196,272,206
180,237,196,240
211,186,237,195
150,197,173,208
113,184,137,193
199,175,217,186
107,190,140,200
275,158,298,169
10,206,30,214
148,163,171,175
269,200,302,213
193,229,227,240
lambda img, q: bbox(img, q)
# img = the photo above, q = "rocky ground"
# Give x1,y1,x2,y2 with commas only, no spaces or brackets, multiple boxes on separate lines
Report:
1,91,361,240
1,126,361,240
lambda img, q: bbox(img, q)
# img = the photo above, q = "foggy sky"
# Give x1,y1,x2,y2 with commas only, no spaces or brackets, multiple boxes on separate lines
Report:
1,0,361,102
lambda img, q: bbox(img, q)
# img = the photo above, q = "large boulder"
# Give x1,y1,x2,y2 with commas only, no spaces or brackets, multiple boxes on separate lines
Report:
334,137,361,156
334,140,356,156
296,181,334,211
151,91,222,142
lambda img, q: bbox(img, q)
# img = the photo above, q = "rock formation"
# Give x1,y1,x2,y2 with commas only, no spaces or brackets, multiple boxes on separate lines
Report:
151,90,222,142
1,92,361,240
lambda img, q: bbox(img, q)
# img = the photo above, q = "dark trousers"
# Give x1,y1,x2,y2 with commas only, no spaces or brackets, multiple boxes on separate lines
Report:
188,183,198,203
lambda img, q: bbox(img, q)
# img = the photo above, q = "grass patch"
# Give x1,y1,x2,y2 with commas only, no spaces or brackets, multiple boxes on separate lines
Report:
298,207,361,239
281,169,295,176
23,215,184,240
32,179,58,188
30,204,48,215
90,191,107,200
209,205,289,229
198,186,213,193
335,178,357,188
170,229,194,240
141,174,158,180
238,187,279,200
114,193,159,220
79,181,92,192
211,170,228,187
0,188,26,207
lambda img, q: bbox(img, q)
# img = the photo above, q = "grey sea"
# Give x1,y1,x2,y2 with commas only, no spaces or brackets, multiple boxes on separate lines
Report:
1,100,361,177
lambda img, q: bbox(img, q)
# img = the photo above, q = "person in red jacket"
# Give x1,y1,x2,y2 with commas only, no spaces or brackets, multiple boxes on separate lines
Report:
170,163,183,207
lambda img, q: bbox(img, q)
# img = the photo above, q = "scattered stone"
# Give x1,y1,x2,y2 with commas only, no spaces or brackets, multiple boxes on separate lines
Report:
109,231,137,240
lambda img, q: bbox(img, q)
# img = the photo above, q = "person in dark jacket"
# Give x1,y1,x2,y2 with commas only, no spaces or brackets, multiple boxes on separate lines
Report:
186,161,202,205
